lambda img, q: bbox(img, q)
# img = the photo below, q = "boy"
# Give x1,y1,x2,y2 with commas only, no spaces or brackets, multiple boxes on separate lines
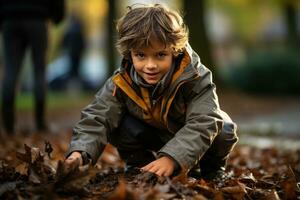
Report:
65,4,238,179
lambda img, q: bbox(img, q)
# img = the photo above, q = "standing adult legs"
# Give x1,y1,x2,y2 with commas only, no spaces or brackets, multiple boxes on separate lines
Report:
27,20,48,131
1,21,27,133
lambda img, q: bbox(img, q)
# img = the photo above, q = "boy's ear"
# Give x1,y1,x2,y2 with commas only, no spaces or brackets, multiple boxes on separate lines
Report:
172,47,180,57
173,51,179,58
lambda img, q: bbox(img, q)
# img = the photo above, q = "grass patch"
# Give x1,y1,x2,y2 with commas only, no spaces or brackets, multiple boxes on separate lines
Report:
12,91,94,111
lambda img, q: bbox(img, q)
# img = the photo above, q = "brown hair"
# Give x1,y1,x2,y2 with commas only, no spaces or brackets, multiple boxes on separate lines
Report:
116,4,188,59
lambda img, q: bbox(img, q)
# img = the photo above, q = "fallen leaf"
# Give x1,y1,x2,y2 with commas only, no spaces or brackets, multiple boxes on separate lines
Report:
107,179,129,200
44,141,53,159
15,163,28,176
238,171,257,185
264,189,280,200
221,181,247,200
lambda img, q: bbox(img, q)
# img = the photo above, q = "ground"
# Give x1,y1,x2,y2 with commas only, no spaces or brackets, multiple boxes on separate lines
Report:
0,133,299,199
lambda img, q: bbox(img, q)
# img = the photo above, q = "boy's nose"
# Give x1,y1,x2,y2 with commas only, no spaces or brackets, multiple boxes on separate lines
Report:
145,59,157,70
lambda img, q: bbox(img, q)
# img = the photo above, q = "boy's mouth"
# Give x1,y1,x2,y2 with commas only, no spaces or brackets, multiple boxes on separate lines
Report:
145,73,159,80
145,72,159,77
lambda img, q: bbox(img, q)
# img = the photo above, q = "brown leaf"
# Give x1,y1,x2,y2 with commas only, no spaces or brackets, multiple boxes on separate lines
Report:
31,146,43,163
194,184,215,198
221,182,247,200
15,144,52,184
166,178,195,197
142,186,176,200
194,194,209,200
108,179,130,200
44,141,53,159
282,179,297,200
264,189,280,200
256,179,277,189
213,192,225,200
15,163,28,176
54,160,97,196
149,193,176,200
15,144,44,164
238,171,257,185
135,171,158,185
16,144,31,163
55,159,80,181
29,169,42,184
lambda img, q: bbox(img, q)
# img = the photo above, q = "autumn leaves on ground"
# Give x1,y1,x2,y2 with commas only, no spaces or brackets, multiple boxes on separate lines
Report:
0,131,299,200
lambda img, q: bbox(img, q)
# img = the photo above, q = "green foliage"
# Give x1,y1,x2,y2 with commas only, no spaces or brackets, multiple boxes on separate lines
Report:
208,0,282,42
228,48,300,95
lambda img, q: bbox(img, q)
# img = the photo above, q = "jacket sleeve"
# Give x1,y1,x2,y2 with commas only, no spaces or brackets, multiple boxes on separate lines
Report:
158,68,231,171
66,78,125,164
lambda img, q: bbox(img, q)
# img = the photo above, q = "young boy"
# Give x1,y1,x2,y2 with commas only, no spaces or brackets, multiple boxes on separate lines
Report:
65,4,238,179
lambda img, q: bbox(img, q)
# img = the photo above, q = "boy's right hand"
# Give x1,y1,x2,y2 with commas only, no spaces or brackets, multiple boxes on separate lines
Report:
65,151,83,166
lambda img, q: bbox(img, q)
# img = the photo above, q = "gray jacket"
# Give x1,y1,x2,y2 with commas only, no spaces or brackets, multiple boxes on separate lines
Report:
67,44,235,170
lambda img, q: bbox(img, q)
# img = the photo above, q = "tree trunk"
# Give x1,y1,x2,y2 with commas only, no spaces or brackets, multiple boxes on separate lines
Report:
106,0,117,77
282,0,299,48
183,0,216,76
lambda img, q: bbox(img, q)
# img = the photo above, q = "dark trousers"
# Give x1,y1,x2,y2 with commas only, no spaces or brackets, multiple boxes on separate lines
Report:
109,115,165,167
1,19,48,133
109,115,238,174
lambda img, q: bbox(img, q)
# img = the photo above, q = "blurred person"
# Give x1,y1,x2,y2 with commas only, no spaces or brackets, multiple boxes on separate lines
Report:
62,13,86,90
65,4,238,180
0,0,65,134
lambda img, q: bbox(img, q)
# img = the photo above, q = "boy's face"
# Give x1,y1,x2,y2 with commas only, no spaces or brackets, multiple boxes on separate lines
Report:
131,40,173,85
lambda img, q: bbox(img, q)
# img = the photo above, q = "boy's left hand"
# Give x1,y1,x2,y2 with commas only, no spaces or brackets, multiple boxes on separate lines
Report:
141,156,175,177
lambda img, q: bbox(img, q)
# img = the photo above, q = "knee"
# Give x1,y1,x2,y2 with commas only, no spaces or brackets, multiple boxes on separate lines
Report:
218,122,238,144
205,121,238,158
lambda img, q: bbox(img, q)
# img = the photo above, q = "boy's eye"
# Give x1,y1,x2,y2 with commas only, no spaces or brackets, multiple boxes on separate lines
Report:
135,53,145,58
157,52,167,58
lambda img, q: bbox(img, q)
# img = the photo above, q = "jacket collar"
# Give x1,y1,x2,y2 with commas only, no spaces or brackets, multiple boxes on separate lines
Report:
129,60,176,100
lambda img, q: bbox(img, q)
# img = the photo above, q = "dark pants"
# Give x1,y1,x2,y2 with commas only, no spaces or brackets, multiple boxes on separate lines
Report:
1,19,48,133
109,115,165,167
109,115,238,174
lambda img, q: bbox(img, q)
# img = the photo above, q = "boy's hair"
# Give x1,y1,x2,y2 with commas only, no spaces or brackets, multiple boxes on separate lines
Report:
116,4,188,59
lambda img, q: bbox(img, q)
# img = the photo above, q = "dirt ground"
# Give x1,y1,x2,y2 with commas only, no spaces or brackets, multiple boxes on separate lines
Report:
0,133,299,199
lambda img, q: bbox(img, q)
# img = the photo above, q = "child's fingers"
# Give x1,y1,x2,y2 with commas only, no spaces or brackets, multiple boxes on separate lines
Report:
141,162,154,171
157,165,172,177
65,156,82,166
142,163,161,175
142,165,172,177
64,156,76,164
141,159,173,176
155,168,166,176
163,168,173,177
64,151,83,165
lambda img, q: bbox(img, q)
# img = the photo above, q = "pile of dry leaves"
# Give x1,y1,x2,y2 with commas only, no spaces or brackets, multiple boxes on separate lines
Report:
0,133,299,199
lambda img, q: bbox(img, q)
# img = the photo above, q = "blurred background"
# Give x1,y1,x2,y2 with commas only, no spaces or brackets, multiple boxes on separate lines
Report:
0,0,300,148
